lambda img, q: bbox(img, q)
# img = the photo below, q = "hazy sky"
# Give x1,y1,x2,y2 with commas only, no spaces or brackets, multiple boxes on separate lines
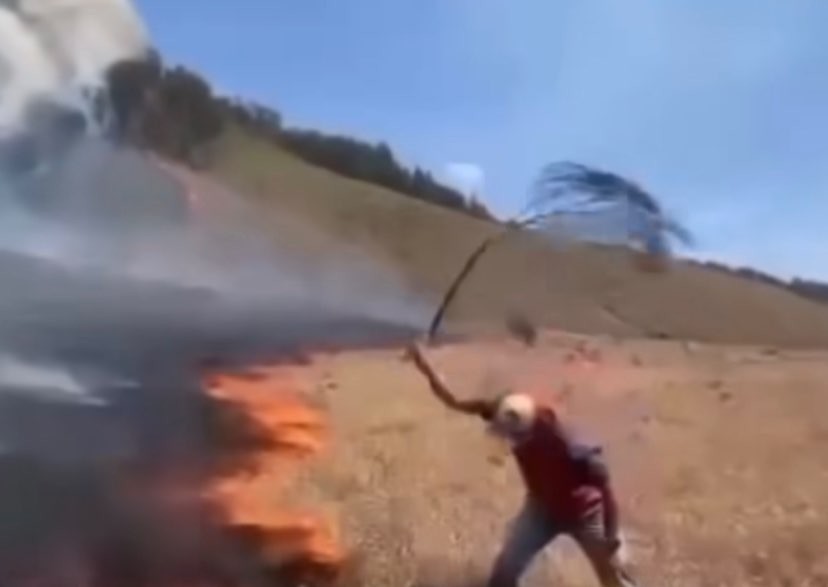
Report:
135,0,828,280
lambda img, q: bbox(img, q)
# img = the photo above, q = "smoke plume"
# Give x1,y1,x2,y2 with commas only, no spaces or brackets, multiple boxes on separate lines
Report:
0,2,425,585
0,0,147,131
0,0,426,371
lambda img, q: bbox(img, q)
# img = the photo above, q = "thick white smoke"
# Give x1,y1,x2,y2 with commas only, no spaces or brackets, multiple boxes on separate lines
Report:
0,6,426,576
0,354,105,406
0,0,151,400
0,0,428,356
0,0,147,132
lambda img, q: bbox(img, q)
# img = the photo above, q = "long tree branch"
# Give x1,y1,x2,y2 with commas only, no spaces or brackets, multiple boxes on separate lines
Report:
427,218,537,342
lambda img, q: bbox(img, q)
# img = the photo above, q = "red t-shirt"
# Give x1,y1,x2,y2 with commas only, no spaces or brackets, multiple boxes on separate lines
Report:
510,406,603,523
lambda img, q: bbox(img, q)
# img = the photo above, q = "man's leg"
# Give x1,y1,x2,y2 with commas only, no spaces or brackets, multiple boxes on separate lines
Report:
487,499,560,587
570,508,640,587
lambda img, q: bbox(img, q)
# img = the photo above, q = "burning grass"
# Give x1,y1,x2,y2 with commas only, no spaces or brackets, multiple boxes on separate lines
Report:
204,366,345,585
0,359,345,587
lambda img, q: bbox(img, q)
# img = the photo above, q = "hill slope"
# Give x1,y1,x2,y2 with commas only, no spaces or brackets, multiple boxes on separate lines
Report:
204,127,828,348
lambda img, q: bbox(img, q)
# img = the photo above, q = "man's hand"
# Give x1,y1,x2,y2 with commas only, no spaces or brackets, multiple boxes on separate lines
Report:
404,341,430,370
605,532,631,566
605,535,622,555
403,341,421,362
404,340,483,417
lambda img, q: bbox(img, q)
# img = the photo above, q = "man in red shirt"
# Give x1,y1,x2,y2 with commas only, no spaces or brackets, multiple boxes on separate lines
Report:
406,343,641,587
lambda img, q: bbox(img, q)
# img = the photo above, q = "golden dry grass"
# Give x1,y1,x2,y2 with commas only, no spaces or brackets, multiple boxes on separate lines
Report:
187,128,828,585
207,128,828,349
282,334,828,586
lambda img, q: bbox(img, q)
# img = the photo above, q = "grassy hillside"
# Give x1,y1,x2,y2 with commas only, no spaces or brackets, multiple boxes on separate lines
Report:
206,127,828,348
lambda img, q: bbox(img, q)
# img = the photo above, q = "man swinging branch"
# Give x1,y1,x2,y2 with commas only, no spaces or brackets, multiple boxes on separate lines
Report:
405,342,643,587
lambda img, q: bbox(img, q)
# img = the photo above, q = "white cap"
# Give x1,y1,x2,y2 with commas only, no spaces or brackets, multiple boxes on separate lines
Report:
489,393,537,442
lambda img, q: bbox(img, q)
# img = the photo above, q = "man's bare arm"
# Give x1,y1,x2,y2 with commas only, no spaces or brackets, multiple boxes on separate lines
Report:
405,343,493,418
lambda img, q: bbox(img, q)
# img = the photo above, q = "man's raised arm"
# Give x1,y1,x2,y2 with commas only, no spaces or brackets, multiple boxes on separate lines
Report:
405,343,493,418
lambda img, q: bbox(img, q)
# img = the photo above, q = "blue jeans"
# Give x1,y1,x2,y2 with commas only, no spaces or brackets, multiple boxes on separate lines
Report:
487,498,641,587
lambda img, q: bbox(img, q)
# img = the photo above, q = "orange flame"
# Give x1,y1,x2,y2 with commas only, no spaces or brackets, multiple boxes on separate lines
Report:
202,365,344,583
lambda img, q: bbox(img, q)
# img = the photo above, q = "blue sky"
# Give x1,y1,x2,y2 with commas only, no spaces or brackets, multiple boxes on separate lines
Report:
134,0,828,280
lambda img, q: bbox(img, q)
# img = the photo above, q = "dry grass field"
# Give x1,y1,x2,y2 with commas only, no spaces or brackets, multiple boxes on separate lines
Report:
162,128,828,586
282,334,828,586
